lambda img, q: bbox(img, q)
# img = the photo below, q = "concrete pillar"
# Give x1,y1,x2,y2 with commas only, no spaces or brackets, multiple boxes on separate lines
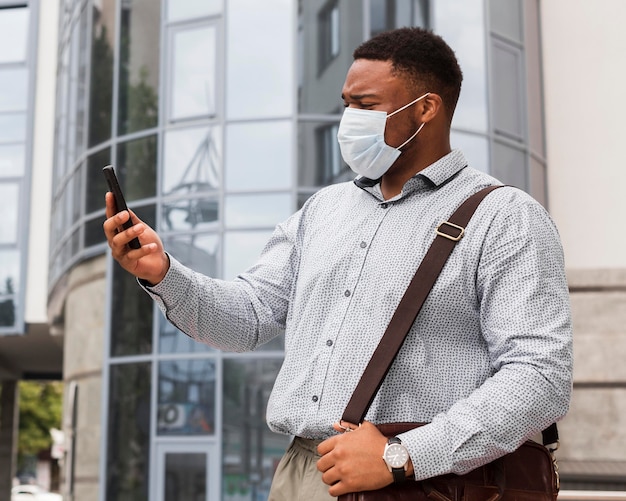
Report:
0,380,19,500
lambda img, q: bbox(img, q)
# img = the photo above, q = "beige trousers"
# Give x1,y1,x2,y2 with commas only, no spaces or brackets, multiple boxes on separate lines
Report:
268,437,336,501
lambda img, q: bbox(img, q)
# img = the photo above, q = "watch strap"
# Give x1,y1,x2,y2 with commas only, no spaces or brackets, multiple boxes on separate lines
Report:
391,466,406,483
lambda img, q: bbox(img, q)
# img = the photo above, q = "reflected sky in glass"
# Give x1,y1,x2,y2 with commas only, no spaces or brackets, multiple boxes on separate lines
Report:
164,233,219,278
0,113,26,142
167,0,222,21
225,120,292,191
0,8,29,63
163,126,221,195
226,0,294,119
450,131,489,173
0,145,25,178
223,230,273,281
0,183,19,244
435,0,488,132
171,26,216,120
0,68,27,112
225,193,292,229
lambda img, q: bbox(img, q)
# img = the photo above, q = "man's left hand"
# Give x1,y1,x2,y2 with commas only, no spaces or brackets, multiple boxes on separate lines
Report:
316,420,406,496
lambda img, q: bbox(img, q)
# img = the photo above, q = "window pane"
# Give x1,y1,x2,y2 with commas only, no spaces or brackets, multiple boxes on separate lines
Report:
298,120,352,188
225,121,292,191
0,113,26,142
0,144,25,178
0,249,19,293
110,262,154,357
163,234,219,277
116,135,158,202
227,0,294,119
164,453,207,501
158,359,216,436
225,194,291,229
0,7,29,63
159,316,214,355
170,25,216,121
222,359,289,501
489,0,523,43
370,0,430,36
450,131,489,173
491,141,527,190
436,0,488,132
85,148,111,214
107,362,151,501
84,215,105,248
162,196,219,232
492,41,525,140
318,1,340,73
162,126,221,196
118,0,161,135
89,0,116,146
0,183,19,244
0,68,27,112
223,230,273,281
298,1,361,114
166,0,222,21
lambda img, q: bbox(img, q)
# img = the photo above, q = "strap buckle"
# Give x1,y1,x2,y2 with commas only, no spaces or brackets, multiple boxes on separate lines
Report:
436,221,465,241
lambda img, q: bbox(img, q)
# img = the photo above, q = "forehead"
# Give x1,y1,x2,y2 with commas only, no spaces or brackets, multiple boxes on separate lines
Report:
341,59,407,98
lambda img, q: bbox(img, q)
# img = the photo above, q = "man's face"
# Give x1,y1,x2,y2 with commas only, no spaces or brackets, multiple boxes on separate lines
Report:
341,59,421,149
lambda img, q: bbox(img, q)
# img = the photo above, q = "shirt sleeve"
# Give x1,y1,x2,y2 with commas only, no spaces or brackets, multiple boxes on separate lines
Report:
140,210,302,352
400,194,573,480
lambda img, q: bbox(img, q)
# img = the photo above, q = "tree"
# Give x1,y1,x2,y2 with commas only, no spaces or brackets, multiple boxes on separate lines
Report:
17,381,63,476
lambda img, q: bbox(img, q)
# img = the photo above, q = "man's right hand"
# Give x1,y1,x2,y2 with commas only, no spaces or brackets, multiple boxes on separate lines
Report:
103,192,170,285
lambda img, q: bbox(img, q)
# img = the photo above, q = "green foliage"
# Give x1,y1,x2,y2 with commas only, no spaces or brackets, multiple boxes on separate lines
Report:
18,381,63,456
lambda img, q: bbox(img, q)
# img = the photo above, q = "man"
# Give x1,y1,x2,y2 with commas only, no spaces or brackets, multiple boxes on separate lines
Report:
104,27,572,500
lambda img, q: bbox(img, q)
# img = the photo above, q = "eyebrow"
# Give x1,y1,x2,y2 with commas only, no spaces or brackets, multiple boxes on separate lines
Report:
341,93,379,101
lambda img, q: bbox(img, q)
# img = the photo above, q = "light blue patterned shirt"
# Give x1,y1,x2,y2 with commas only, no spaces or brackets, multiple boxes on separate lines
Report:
145,149,573,481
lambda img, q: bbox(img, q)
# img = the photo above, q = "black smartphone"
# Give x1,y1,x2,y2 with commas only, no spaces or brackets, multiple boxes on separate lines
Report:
102,165,141,249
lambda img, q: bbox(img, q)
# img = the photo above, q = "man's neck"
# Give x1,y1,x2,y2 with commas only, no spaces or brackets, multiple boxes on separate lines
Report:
380,147,451,200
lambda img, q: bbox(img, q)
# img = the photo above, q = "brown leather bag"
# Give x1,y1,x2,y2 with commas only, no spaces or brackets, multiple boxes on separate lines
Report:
338,187,560,501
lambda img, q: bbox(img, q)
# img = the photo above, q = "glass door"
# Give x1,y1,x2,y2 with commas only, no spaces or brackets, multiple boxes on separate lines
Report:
155,443,219,501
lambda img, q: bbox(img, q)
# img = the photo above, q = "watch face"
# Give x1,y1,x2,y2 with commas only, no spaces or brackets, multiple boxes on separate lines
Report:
384,443,409,468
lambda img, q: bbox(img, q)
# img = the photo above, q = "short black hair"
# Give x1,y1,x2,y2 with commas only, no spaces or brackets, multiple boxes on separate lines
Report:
353,27,463,122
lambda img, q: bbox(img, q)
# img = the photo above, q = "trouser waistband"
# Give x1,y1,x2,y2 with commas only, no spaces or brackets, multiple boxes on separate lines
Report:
293,436,324,457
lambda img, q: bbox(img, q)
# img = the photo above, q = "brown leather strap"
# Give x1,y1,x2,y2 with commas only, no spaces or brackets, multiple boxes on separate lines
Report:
340,184,558,447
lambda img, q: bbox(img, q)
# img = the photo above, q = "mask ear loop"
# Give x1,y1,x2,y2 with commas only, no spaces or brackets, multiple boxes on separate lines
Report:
387,92,429,150
387,92,430,118
396,121,425,150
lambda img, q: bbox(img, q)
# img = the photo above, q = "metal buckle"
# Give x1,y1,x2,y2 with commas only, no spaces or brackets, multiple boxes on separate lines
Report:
436,221,465,241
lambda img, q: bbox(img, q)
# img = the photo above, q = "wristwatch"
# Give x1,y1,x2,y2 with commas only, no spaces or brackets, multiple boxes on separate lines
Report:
382,436,409,483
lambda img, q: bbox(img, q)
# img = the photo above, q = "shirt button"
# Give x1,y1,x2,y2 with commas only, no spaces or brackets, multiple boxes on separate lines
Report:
360,241,367,248
326,339,333,347
380,202,388,209
344,290,351,297
312,395,319,402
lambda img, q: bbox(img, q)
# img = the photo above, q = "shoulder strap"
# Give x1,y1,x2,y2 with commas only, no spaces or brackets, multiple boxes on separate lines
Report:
340,184,558,447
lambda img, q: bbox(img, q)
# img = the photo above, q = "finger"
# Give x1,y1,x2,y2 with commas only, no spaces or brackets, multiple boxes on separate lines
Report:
320,465,342,488
112,222,145,251
317,435,339,457
105,191,117,219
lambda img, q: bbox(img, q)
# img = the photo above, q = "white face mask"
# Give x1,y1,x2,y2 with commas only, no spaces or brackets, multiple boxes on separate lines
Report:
337,92,429,179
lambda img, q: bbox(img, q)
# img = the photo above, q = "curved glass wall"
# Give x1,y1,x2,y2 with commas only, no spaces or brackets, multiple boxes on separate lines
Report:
0,1,38,334
50,0,546,499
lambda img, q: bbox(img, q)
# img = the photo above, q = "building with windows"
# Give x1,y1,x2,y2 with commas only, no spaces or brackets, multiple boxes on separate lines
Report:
0,0,625,499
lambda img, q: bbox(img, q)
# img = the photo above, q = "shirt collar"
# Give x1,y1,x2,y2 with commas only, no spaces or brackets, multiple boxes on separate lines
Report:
354,149,468,200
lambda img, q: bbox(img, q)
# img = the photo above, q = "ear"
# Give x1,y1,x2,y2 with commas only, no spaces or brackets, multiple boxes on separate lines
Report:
417,93,444,124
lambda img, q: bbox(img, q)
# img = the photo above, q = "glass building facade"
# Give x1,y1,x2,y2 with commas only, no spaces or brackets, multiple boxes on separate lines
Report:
0,0,38,335
50,0,545,499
